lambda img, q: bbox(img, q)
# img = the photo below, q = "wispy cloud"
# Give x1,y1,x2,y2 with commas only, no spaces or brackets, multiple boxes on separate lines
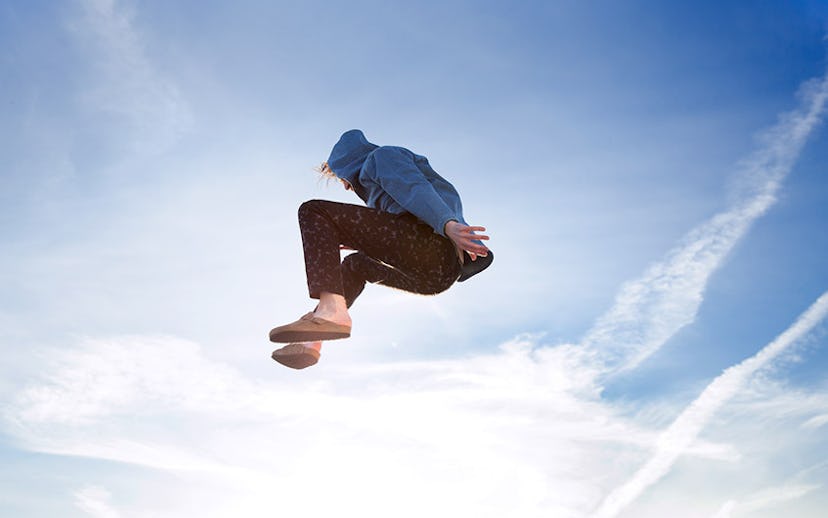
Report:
4,333,741,517
802,413,828,430
573,70,828,515
711,483,821,518
67,0,191,152
590,291,828,518
578,72,828,377
74,486,123,518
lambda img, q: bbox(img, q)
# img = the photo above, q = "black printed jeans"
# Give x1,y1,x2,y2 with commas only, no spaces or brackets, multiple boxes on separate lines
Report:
297,199,462,307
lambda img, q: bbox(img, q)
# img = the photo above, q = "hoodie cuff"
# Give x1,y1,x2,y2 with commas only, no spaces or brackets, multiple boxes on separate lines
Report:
440,218,458,237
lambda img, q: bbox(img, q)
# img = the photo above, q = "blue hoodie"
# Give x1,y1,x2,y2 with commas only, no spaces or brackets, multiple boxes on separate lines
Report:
326,129,468,237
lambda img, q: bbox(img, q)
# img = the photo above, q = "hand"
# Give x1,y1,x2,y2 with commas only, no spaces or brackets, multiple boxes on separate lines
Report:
444,220,490,261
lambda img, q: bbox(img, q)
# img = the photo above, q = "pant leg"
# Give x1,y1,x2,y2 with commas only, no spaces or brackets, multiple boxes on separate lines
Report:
297,199,461,307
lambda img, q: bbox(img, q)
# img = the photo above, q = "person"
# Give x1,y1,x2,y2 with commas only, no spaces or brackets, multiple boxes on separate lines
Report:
269,129,493,369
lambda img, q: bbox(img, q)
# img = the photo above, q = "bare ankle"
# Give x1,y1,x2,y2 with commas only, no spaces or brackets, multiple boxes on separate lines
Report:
315,292,350,323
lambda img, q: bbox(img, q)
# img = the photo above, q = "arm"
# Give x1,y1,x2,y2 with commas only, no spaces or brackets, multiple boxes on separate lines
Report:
366,147,460,236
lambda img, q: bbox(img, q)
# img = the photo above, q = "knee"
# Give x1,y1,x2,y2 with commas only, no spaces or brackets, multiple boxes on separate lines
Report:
341,252,367,273
298,199,325,220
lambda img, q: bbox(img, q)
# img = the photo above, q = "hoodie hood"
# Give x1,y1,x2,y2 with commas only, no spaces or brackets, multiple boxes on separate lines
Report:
327,129,378,202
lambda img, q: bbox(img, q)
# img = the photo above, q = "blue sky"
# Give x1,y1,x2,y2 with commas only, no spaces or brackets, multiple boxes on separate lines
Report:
2,0,828,516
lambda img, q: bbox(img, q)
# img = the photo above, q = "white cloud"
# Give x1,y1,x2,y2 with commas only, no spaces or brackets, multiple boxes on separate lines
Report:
591,292,828,518
711,483,821,518
4,332,745,518
578,72,828,378
802,414,828,430
74,486,122,518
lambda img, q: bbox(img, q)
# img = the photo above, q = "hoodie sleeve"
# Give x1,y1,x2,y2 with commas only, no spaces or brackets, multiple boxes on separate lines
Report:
364,146,460,236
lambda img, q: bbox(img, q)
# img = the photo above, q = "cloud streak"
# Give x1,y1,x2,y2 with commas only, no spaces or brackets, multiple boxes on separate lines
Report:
578,72,828,377
711,482,821,518
591,291,828,518
4,333,744,518
74,486,123,518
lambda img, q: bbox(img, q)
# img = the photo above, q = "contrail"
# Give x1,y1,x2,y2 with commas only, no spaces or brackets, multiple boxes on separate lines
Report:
578,72,828,377
590,291,828,518
710,482,820,518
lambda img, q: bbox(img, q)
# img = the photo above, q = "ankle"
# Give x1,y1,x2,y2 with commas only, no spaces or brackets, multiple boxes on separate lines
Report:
314,307,351,325
316,292,349,315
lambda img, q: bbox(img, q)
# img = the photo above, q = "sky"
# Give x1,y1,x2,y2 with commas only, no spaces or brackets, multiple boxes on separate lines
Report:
2,0,828,516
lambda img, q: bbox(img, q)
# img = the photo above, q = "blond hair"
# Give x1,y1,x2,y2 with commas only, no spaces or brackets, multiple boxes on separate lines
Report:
315,161,336,179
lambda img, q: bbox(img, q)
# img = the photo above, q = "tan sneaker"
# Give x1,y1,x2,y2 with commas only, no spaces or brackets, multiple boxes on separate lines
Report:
271,343,320,369
269,312,351,343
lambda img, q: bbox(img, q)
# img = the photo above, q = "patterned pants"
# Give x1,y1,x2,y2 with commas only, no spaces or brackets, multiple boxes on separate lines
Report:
297,199,461,307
